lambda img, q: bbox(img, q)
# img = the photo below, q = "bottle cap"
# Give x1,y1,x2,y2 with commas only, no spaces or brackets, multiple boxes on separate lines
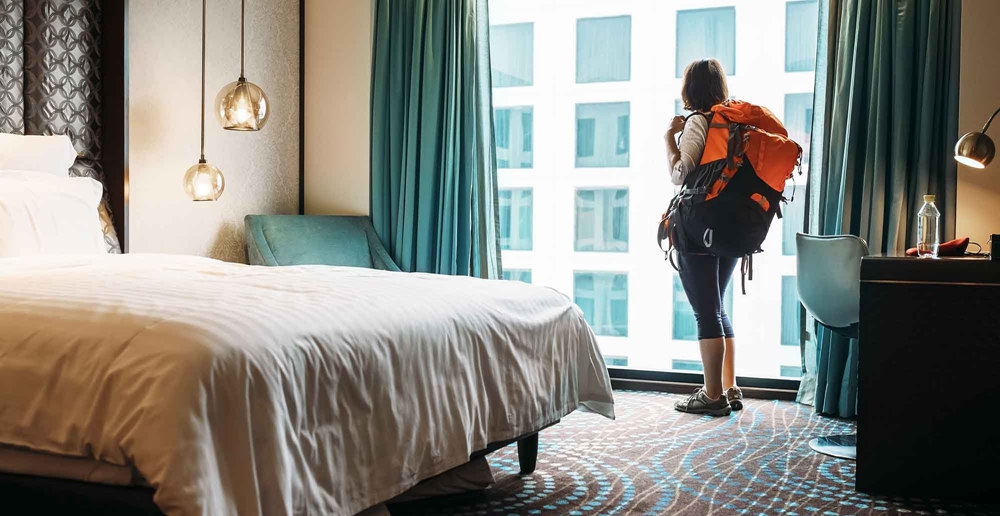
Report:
924,195,935,202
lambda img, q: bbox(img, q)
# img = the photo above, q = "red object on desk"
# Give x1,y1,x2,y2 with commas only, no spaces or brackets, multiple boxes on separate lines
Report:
904,237,969,257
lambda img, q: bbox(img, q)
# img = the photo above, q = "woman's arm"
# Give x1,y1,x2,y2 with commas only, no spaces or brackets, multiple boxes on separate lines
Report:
667,115,709,186
664,115,685,172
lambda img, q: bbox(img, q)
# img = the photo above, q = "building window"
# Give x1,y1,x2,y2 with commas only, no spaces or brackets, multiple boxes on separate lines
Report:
605,356,628,367
576,15,631,84
490,23,533,87
782,186,805,255
499,188,533,250
784,93,813,167
673,275,734,341
575,188,629,252
502,269,532,283
786,1,819,72
574,272,628,337
521,110,533,152
672,359,704,372
495,109,510,150
575,102,630,168
675,99,691,117
780,365,802,378
676,7,736,78
494,106,533,169
576,118,595,158
781,276,801,346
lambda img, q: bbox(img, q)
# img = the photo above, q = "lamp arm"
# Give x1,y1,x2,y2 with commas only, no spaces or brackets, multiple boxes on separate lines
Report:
983,105,1000,134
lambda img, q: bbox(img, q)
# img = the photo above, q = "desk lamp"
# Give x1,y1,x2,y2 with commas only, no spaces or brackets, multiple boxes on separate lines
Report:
955,105,999,169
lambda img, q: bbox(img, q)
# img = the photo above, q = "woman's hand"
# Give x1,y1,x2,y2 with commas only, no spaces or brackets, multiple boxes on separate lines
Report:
665,115,686,139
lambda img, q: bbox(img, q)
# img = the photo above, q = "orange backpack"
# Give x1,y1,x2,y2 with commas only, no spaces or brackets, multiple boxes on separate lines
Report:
658,100,802,291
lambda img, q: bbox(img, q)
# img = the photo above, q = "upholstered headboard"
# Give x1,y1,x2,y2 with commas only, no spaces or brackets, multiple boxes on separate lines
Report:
0,0,128,252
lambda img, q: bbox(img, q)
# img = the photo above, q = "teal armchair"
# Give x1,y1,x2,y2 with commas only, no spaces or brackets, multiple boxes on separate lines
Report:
244,215,400,271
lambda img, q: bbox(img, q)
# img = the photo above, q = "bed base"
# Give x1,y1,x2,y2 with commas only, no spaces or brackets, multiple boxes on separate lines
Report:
0,425,552,515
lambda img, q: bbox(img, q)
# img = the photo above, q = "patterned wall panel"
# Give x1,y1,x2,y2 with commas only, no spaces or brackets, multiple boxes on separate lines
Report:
1,0,121,253
0,1,25,134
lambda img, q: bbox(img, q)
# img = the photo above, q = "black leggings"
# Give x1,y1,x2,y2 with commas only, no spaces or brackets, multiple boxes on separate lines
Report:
677,253,739,340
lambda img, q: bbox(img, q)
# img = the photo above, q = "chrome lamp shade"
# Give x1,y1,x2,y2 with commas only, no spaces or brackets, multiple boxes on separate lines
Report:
954,131,995,169
955,106,999,169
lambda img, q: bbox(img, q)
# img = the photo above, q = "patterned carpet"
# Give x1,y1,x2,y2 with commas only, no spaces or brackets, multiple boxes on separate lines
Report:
390,391,999,516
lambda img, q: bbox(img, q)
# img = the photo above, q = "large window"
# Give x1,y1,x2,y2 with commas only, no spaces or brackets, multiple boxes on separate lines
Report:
490,23,533,87
576,102,630,168
576,16,631,83
490,0,818,380
676,7,736,77
786,1,819,72
574,272,628,337
498,188,533,250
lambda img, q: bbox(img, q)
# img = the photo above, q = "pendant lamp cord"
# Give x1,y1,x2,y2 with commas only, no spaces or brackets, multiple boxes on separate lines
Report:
199,0,207,163
240,0,246,80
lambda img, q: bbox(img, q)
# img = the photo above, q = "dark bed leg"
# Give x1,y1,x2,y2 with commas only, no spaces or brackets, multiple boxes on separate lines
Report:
517,433,539,474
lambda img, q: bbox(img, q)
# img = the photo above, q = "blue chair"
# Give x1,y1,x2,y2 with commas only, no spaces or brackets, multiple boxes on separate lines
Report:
244,215,400,271
796,233,869,460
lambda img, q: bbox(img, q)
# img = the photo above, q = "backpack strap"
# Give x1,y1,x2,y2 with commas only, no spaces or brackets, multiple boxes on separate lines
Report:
675,111,712,143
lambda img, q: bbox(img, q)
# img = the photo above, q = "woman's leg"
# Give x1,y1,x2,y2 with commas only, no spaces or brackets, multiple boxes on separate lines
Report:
677,253,727,401
722,337,737,391
699,338,726,400
717,257,739,390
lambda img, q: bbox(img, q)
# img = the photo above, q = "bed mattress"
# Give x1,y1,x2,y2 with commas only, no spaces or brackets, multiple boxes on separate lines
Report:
0,254,614,516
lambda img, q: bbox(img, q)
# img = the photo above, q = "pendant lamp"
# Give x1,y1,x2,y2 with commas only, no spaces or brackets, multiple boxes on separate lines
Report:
215,0,269,131
184,0,225,201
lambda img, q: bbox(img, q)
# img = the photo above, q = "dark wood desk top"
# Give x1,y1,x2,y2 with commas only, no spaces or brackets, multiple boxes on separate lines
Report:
861,255,1000,284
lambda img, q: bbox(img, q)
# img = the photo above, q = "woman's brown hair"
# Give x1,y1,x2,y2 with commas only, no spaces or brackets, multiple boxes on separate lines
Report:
680,59,729,113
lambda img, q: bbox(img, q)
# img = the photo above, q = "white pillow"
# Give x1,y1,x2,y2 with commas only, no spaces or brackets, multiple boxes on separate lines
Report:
0,133,79,177
0,171,107,257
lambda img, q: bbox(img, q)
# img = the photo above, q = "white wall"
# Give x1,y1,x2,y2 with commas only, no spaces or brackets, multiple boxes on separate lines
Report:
956,0,1000,246
129,0,299,262
303,0,373,216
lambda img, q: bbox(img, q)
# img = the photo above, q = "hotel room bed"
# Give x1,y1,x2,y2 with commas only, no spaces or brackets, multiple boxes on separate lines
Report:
0,254,615,516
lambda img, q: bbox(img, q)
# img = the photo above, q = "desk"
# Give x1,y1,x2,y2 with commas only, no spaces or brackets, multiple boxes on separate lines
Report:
859,256,1000,498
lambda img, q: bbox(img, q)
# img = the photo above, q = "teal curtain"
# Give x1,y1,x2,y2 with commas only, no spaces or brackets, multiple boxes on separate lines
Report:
370,0,501,278
800,0,961,417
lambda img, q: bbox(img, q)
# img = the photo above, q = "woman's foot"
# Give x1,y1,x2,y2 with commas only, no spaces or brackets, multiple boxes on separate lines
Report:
726,386,744,411
674,388,732,416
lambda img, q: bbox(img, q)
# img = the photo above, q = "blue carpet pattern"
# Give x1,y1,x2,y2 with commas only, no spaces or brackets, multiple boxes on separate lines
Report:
391,391,999,515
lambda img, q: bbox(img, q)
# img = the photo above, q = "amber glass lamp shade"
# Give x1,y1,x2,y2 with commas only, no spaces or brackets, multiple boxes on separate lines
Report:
183,160,226,201
215,78,269,131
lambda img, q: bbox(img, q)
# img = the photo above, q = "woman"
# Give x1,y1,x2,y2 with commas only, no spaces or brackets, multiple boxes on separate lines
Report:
664,59,741,417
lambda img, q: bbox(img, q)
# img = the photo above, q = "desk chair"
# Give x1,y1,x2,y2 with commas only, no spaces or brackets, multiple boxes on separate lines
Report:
796,233,869,460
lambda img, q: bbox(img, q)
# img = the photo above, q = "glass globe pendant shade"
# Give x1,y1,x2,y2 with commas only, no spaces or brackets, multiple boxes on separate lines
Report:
184,160,226,201
215,78,269,131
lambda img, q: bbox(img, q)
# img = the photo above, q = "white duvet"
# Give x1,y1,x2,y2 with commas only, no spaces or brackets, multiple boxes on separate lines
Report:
0,254,614,516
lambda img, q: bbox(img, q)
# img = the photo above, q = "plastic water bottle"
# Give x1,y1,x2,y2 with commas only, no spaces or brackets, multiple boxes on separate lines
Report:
917,195,940,258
